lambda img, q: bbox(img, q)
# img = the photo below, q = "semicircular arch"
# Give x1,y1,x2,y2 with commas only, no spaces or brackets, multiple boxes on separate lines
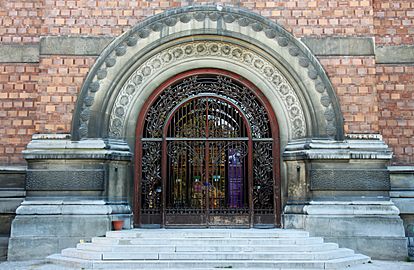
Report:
72,5,344,143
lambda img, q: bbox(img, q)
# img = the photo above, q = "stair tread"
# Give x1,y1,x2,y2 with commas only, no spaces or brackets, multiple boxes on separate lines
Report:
65,247,354,255
49,229,370,269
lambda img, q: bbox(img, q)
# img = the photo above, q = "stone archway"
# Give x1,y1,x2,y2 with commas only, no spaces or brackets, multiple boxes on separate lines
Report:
72,5,344,144
69,5,346,227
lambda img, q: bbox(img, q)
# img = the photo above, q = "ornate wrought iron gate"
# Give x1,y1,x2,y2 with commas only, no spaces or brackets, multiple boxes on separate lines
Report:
136,70,280,227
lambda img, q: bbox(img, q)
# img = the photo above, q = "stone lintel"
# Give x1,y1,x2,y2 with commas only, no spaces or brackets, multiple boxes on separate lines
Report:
388,166,414,173
15,202,131,215
23,135,132,160
391,198,414,214
1,37,412,64
0,166,26,172
0,44,39,63
40,36,114,56
285,201,400,215
283,138,392,160
0,189,26,198
301,37,374,56
376,45,414,64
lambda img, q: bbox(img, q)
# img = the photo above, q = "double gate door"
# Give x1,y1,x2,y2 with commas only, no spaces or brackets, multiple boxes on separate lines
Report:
165,140,249,226
138,74,279,227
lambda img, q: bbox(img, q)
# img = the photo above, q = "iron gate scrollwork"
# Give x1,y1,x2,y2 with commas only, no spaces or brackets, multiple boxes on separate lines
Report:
138,72,279,227
253,141,274,211
141,141,162,223
143,75,271,139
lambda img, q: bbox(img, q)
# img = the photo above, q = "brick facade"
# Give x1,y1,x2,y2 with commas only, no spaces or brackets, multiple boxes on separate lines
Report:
0,0,413,164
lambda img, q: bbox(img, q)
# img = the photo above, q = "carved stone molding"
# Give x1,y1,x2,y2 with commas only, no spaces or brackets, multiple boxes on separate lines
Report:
73,6,344,140
310,169,390,191
26,170,104,191
109,41,306,138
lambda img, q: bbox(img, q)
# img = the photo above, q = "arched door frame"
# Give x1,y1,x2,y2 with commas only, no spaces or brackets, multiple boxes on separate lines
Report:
134,68,281,227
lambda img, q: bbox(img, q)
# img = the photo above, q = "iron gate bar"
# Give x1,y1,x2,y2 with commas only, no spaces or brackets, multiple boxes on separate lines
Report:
135,68,281,227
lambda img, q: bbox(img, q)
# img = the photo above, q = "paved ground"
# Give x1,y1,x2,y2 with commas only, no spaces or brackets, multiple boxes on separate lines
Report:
0,259,413,270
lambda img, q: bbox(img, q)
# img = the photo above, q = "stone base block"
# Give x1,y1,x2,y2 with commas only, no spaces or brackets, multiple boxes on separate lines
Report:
8,236,88,261
283,200,408,260
7,200,132,261
324,236,407,261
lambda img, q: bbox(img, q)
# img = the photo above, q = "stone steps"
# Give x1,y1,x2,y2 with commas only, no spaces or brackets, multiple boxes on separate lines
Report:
48,229,370,269
61,247,355,260
77,242,340,252
92,237,325,245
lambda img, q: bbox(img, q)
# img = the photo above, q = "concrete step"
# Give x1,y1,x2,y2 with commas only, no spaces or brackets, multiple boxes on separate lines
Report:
92,236,325,245
61,247,355,261
49,254,370,269
77,242,339,253
105,229,310,238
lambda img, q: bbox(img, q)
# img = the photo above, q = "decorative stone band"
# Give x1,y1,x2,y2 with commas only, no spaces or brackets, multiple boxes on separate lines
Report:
0,44,39,63
23,134,132,161
285,200,401,216
26,169,105,191
108,41,306,138
283,137,393,160
15,199,131,215
310,169,390,191
74,5,343,140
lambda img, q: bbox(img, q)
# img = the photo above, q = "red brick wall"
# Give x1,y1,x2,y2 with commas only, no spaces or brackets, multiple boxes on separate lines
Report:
377,65,414,164
0,64,38,164
0,0,413,164
40,0,373,37
374,0,414,164
0,0,42,43
319,56,378,134
35,56,95,133
374,0,414,45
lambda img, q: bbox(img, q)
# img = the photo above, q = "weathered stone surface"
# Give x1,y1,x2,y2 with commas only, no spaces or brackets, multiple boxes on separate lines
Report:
310,169,390,191
15,201,131,216
0,199,24,213
0,44,39,63
283,138,392,160
23,135,131,160
392,198,414,214
301,37,374,56
376,45,414,64
0,236,9,261
26,169,105,191
0,167,26,189
8,237,59,260
283,201,408,260
7,200,132,260
40,36,113,56
0,189,25,198
10,215,111,237
389,166,414,190
0,215,14,235
324,236,408,261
